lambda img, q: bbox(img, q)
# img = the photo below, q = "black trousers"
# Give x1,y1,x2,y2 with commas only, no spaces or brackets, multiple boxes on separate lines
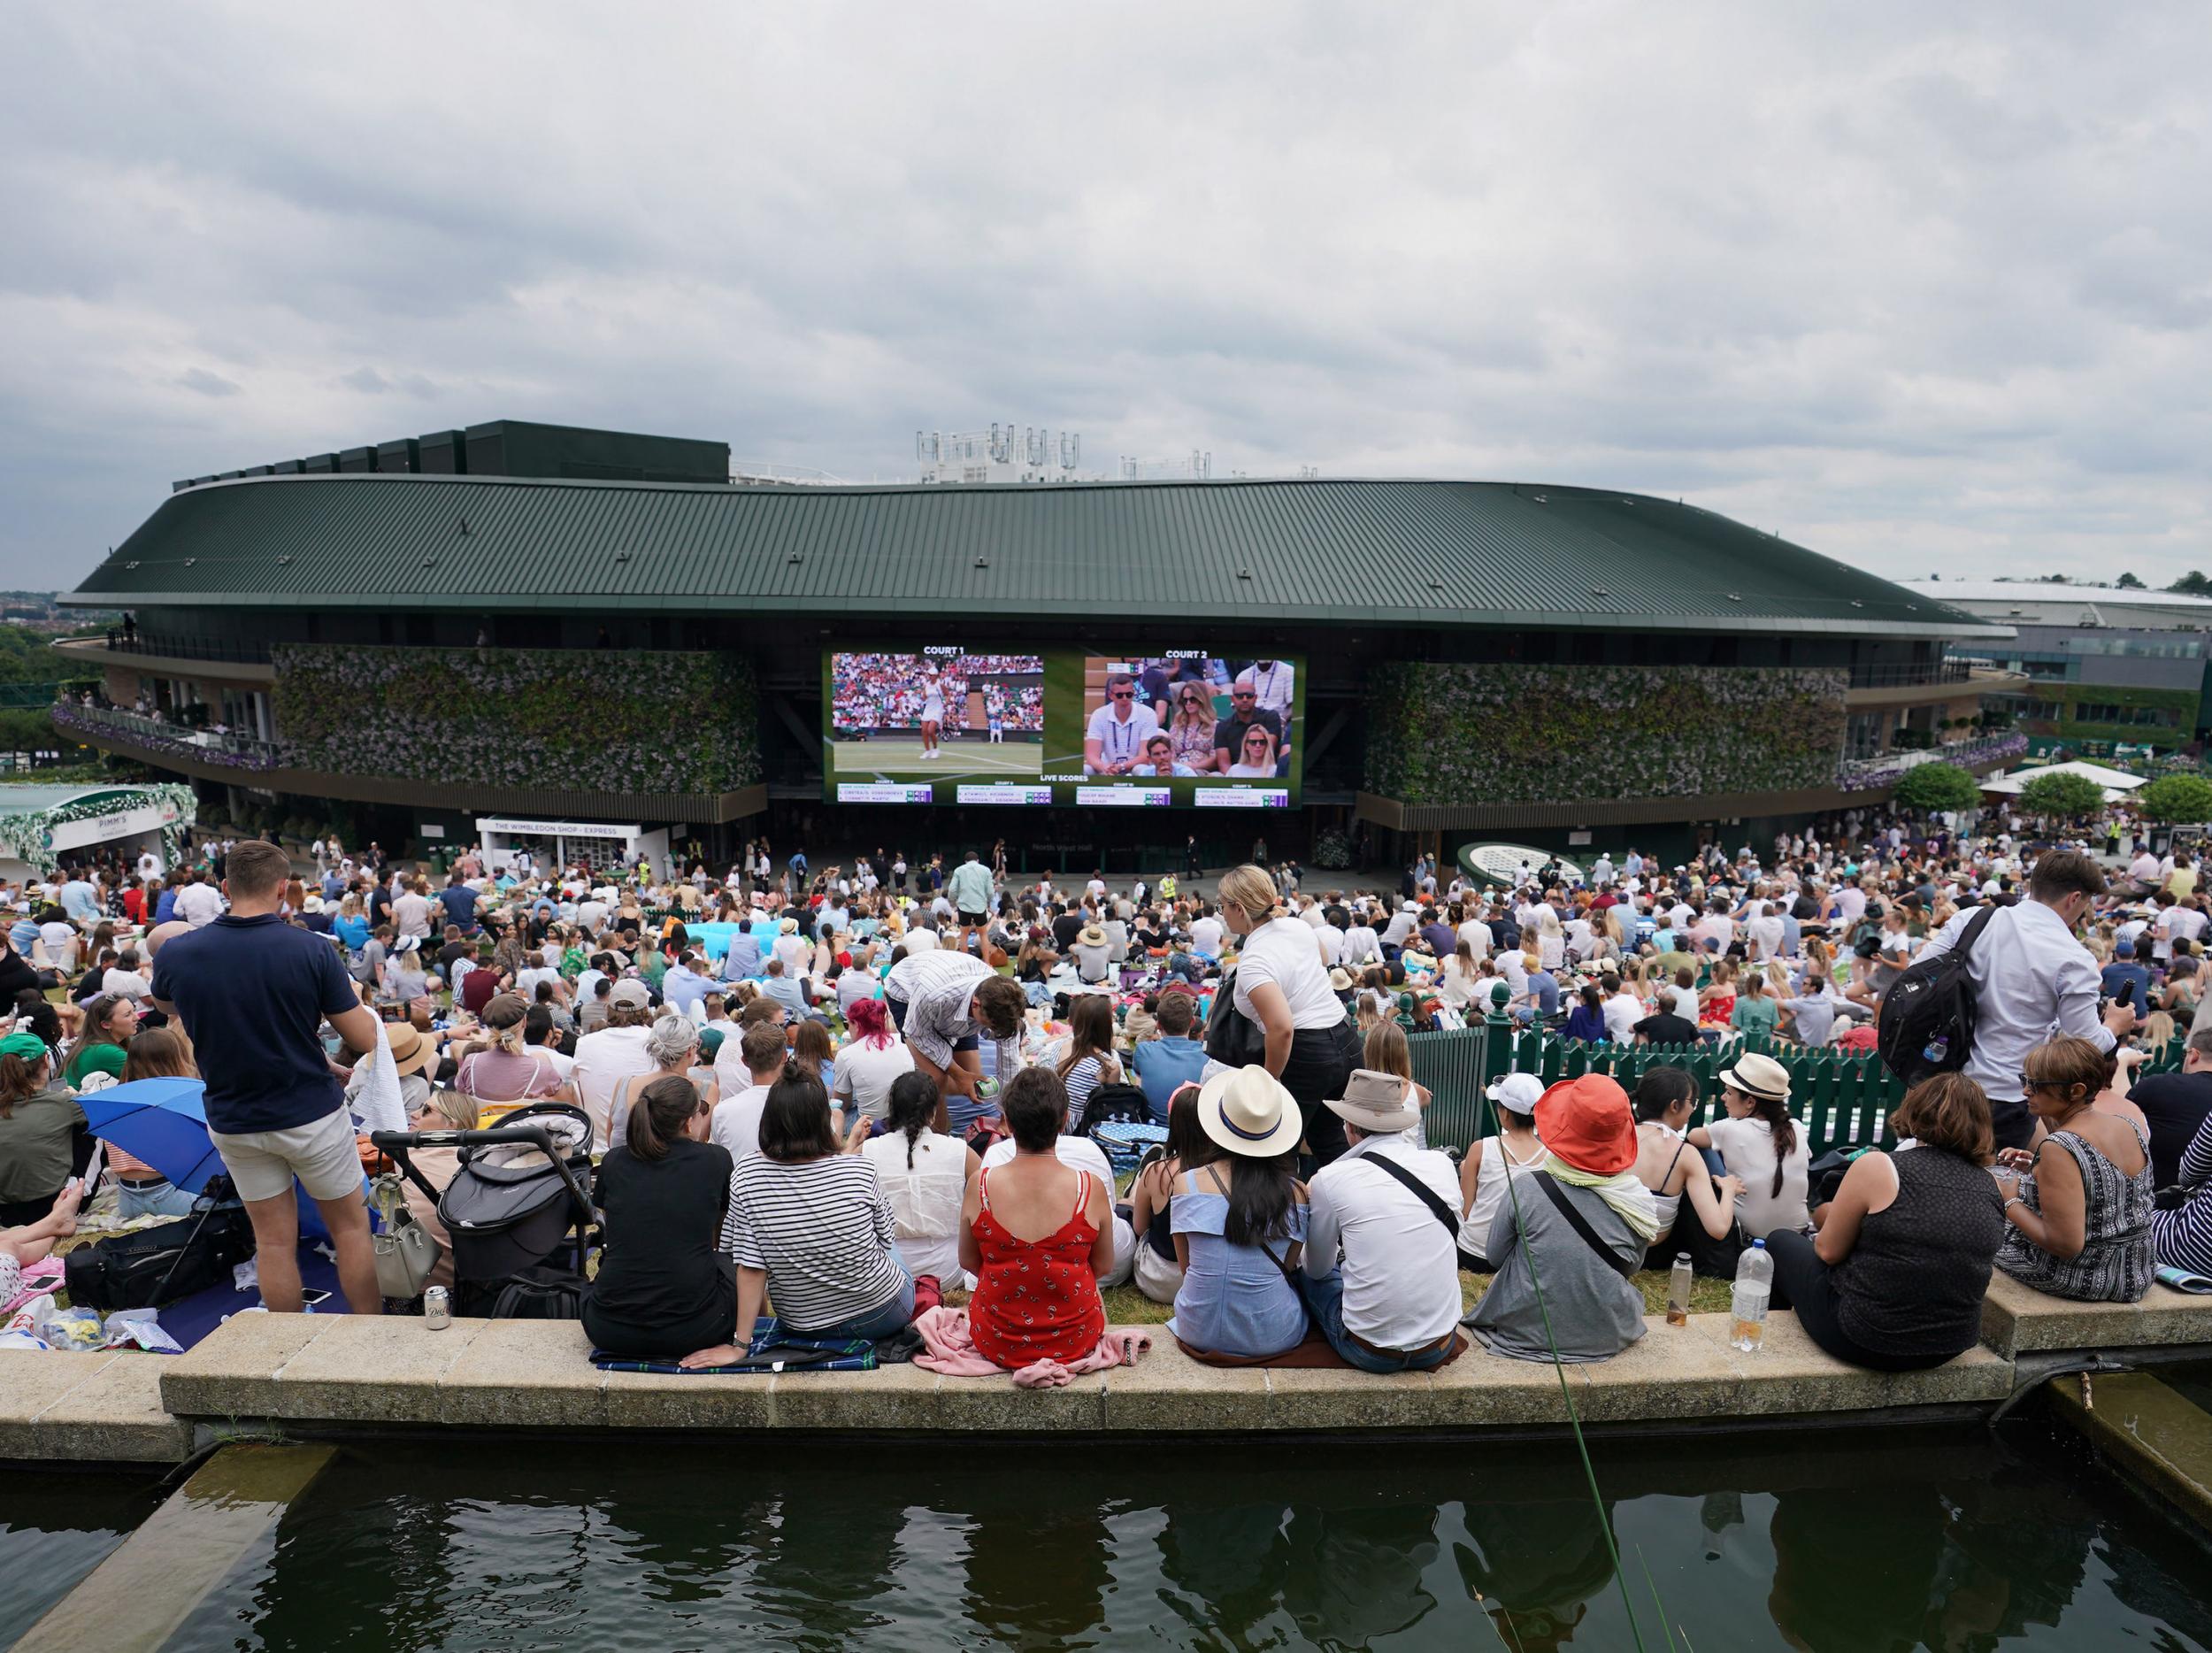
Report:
1281,1020,1362,1171
1989,1098,2034,1154
1763,1229,1958,1374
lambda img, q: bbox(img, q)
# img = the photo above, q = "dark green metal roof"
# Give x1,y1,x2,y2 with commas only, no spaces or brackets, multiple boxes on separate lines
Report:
64,473,2004,637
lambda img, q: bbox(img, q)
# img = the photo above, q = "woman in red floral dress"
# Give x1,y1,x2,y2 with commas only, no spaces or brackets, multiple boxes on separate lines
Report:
959,1067,1113,1367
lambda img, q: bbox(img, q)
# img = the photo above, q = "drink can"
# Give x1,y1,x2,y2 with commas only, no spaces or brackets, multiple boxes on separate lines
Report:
974,1078,1001,1100
424,1286,451,1329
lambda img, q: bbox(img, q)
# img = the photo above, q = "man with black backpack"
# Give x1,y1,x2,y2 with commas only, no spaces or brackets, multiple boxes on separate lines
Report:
1915,850,2137,1151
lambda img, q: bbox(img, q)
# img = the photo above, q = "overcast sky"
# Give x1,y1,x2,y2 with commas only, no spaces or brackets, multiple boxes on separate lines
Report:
4,3,2208,591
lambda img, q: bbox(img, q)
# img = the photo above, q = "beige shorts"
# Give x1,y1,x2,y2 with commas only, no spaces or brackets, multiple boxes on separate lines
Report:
209,1107,364,1204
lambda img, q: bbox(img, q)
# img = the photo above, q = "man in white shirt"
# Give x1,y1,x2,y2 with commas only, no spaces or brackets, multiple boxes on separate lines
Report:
1602,976,1644,1042
175,873,225,929
1242,658,1294,719
103,949,152,1002
1188,906,1225,957
1745,900,1786,963
1299,1070,1462,1372
1313,919,1344,969
710,1020,787,1159
1084,673,1161,775
1341,913,1381,967
1381,903,1420,951
1920,851,2136,1150
570,980,657,1150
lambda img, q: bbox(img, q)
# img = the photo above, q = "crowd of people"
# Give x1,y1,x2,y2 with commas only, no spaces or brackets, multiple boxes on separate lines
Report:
9,804,2212,1388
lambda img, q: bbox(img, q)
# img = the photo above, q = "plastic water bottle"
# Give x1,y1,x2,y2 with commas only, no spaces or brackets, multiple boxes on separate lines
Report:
1667,1254,1694,1327
1730,1240,1772,1352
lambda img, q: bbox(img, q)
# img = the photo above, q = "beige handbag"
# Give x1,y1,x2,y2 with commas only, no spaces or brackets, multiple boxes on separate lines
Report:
370,1172,442,1299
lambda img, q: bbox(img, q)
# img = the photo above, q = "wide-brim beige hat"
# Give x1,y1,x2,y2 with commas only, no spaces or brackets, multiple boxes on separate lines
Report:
1197,1065,1305,1158
1719,1050,1792,1103
1080,924,1107,946
1324,1067,1420,1134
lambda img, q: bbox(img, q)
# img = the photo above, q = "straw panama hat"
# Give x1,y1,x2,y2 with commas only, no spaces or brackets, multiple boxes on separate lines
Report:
1197,1065,1304,1157
383,1020,437,1079
1718,1051,1792,1103
1324,1068,1420,1134
1080,923,1107,946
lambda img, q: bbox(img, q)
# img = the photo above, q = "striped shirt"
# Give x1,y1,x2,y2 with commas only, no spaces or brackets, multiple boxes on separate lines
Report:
2153,1112,2212,1277
719,1156,903,1334
885,950,1021,1080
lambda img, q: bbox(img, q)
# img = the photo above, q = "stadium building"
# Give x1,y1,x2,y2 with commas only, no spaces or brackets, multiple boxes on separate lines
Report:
58,420,2023,873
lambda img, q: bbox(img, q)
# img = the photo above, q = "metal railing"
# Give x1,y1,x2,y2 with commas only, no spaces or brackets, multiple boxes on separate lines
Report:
84,633,273,665
1846,659,1973,690
1409,1009,2181,1155
50,699,281,771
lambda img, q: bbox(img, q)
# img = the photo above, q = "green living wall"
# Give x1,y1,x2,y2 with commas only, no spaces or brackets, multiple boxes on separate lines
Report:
1365,662,1847,804
271,644,759,795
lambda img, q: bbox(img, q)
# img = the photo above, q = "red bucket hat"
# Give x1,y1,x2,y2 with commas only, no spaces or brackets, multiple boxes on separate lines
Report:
1533,1074,1637,1177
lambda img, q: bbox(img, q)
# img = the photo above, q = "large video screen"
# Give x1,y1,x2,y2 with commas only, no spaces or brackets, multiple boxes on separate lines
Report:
822,648,1303,809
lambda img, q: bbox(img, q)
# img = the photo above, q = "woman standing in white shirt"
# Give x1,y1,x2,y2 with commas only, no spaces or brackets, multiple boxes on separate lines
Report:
1217,865,1360,1167
860,1071,979,1288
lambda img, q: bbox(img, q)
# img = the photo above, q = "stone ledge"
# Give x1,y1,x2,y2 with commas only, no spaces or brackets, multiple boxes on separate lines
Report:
1978,1274,2212,1359
0,1349,194,1463
143,1312,2014,1438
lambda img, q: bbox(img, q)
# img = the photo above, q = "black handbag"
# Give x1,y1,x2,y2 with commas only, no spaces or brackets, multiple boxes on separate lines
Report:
1204,966,1271,1067
63,1183,254,1311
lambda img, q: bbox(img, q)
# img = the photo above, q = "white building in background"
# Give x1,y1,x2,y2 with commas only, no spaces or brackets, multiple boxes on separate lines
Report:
918,425,1084,485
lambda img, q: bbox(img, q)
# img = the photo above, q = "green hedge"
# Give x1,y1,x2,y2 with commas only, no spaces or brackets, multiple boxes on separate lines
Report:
1365,662,1847,804
271,644,759,795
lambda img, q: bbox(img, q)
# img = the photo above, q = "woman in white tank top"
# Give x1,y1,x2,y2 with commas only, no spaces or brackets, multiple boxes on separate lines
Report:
1455,1080,1548,1271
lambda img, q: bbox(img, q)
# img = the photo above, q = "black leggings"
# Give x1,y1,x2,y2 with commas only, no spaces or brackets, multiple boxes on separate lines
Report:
1763,1229,1958,1373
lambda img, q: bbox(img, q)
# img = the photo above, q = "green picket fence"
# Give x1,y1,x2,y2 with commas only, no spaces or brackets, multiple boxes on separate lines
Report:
1410,1021,2181,1158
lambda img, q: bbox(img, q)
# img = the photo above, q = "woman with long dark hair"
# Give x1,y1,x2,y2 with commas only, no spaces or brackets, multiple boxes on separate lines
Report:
584,1074,736,1362
1689,1053,1809,1234
709,1072,911,1357
61,995,137,1088
1053,994,1122,1133
1165,1066,1310,1358
1128,1080,1209,1304
860,1070,979,1290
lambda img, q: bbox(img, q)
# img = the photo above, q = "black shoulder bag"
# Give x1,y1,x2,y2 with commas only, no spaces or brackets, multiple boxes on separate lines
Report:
1531,1172,1640,1280
1363,1149,1463,1238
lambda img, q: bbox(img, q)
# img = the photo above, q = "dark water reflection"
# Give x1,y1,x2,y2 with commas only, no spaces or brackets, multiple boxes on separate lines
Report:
97,1425,2212,1651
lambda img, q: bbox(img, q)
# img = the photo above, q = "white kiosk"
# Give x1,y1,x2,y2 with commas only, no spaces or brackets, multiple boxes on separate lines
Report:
474,815,671,880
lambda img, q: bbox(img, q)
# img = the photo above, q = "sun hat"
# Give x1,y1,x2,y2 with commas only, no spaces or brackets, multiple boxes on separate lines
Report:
1533,1073,1638,1176
302,894,326,914
610,979,652,1010
383,1020,437,1078
1486,1071,1544,1114
1327,966,1353,992
779,917,799,934
1323,1067,1420,1134
1080,923,1107,946
1717,1050,1792,1103
1197,1065,1304,1157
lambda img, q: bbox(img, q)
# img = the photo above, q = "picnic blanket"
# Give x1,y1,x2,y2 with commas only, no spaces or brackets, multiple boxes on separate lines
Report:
594,1317,877,1374
912,1304,1150,1388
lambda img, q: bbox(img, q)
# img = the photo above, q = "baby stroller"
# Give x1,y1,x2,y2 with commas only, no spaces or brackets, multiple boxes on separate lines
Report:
371,1100,598,1318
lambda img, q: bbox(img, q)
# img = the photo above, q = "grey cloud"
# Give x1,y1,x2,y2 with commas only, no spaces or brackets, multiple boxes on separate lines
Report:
2,3,2209,586
176,367,241,398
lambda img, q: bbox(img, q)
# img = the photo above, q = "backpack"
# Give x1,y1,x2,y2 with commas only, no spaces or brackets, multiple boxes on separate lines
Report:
1081,1081,1152,1129
1876,904,1998,1087
63,1187,255,1311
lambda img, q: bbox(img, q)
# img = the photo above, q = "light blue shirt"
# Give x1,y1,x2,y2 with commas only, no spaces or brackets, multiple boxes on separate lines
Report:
1130,1036,1209,1120
60,880,99,923
662,965,712,1016
1169,1185,1309,1358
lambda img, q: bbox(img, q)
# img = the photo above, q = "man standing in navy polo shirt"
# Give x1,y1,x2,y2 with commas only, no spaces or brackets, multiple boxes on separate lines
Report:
152,840,383,1314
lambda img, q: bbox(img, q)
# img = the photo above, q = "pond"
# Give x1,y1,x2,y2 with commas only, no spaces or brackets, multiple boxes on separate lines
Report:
8,1420,2209,1650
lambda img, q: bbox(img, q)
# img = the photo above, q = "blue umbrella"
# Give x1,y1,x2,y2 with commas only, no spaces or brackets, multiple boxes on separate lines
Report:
79,1077,226,1195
